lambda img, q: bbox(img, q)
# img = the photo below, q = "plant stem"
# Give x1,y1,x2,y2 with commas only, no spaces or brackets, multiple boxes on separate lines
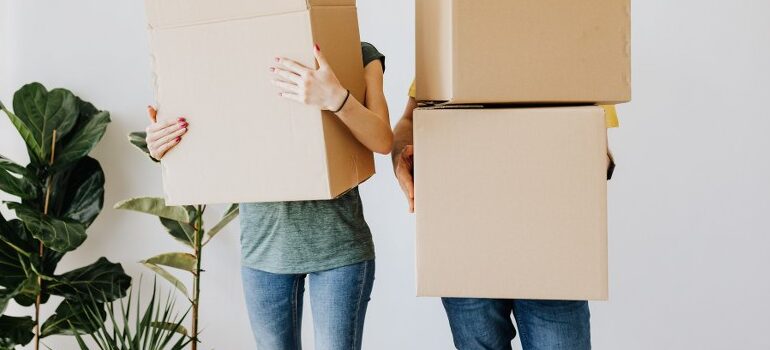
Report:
35,129,57,350
191,205,204,350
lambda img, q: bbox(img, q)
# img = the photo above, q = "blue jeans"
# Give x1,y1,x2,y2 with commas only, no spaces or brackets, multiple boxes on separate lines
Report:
442,298,591,350
241,260,375,350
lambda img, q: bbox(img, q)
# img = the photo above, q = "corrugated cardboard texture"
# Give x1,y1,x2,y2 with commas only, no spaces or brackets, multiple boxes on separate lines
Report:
414,106,608,300
416,0,631,105
147,1,371,205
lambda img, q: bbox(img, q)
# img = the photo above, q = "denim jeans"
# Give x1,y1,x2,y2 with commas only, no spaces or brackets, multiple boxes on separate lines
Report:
241,260,375,350
441,298,591,350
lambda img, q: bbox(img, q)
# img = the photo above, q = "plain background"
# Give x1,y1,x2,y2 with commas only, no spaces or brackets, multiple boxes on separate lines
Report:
2,0,769,349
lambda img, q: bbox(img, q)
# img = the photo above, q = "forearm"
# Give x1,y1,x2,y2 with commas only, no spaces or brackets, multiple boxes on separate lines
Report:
391,117,413,168
391,98,417,169
335,95,393,155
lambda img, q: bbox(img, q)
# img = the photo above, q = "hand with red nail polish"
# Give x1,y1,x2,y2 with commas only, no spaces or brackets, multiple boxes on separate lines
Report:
270,43,347,111
144,106,189,160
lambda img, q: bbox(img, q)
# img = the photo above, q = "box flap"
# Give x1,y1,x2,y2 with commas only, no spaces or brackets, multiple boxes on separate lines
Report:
146,0,355,29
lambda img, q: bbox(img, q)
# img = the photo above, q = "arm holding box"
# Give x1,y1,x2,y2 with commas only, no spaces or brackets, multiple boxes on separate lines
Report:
272,45,393,155
392,96,418,213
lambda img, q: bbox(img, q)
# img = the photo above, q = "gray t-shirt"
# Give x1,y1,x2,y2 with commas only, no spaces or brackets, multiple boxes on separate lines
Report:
239,42,385,274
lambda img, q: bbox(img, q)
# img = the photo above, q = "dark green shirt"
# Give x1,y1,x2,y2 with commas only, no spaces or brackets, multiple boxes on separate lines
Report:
239,42,385,274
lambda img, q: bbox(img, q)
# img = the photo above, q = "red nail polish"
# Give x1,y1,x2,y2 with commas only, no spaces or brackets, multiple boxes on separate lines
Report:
314,43,320,51
180,122,189,128
175,137,181,142
178,117,186,122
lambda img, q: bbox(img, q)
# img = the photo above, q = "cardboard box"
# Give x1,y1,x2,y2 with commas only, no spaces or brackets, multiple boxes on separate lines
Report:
414,106,609,300
416,0,631,105
145,0,373,205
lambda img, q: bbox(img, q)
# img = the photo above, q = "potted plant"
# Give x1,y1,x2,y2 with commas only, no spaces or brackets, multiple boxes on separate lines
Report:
72,279,192,350
0,83,131,350
114,131,239,350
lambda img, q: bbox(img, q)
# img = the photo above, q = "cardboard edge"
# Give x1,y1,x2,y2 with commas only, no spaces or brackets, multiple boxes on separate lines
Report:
415,0,452,102
146,1,357,30
309,5,372,198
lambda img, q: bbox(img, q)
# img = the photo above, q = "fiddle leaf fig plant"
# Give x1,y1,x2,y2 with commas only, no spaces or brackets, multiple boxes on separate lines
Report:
116,131,239,350
0,83,131,350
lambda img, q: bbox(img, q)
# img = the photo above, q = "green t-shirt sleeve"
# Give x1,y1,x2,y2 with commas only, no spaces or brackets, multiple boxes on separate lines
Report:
361,42,385,72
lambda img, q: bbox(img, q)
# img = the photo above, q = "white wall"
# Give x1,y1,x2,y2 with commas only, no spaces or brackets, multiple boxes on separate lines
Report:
2,0,770,349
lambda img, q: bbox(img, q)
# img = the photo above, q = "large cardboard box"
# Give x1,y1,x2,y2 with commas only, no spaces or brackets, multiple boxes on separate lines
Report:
414,106,609,300
145,0,373,205
416,0,631,105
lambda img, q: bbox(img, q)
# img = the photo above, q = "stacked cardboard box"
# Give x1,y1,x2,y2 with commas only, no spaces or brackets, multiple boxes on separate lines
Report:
146,0,372,205
414,0,631,300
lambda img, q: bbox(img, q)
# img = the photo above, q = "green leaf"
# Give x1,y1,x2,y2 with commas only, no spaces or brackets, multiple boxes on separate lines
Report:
142,253,197,273
48,257,131,303
41,299,106,337
12,83,80,165
0,155,39,200
0,282,25,313
0,315,35,349
207,204,239,240
0,103,43,165
159,217,194,247
0,219,34,288
8,202,87,253
0,154,29,175
128,131,148,153
128,131,161,163
0,218,52,306
150,322,188,336
49,157,105,227
11,274,42,307
53,99,111,168
114,197,191,223
142,263,189,298
0,170,38,200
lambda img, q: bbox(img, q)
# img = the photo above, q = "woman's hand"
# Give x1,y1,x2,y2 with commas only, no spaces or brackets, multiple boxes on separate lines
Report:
271,44,349,111
145,106,188,160
394,145,415,213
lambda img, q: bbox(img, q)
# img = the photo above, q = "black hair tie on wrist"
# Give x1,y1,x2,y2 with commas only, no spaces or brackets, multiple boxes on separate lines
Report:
332,89,351,113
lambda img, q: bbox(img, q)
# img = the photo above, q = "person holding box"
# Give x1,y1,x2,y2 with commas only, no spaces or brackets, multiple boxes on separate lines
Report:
392,81,619,350
145,42,391,350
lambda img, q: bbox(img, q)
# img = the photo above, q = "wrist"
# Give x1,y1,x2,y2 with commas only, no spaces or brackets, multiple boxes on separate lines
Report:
328,86,348,111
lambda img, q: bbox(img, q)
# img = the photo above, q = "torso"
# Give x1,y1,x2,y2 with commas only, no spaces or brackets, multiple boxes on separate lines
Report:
238,42,385,274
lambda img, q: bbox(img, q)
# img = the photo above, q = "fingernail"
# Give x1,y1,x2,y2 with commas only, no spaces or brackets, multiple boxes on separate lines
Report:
178,117,186,122
270,67,275,72
275,57,280,62
180,122,188,128
175,137,181,142
314,43,320,51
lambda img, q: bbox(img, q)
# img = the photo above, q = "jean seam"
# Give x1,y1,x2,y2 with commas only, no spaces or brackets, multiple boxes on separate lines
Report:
292,275,301,350
350,261,368,350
